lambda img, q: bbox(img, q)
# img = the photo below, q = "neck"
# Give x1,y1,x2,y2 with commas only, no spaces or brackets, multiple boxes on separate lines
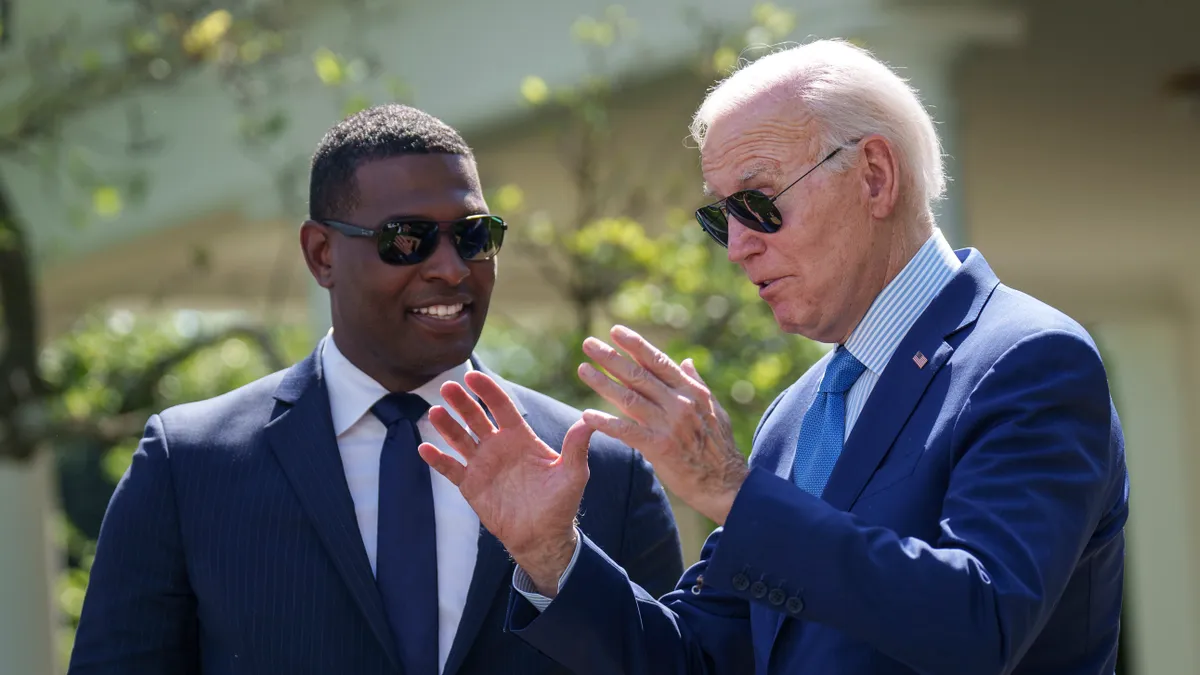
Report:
835,216,933,344
327,328,439,394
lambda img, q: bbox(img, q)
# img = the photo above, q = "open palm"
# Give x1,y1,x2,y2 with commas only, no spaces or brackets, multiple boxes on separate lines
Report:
418,371,592,564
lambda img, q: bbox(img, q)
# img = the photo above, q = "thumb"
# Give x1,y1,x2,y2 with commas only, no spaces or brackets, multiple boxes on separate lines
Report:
682,358,707,385
562,419,594,479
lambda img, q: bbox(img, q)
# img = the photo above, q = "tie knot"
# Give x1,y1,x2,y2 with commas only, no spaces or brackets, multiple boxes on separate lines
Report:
371,392,431,428
819,347,866,394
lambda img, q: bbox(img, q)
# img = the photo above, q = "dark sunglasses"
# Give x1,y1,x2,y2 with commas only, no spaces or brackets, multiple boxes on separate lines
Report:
694,144,850,247
319,214,507,266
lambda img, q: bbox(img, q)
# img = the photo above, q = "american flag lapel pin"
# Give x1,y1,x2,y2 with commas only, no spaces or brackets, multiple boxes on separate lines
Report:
913,351,928,369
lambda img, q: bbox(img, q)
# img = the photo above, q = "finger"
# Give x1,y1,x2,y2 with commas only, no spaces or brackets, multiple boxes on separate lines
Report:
561,419,594,482
609,325,691,389
440,381,497,439
427,405,479,460
463,371,527,430
582,336,675,405
418,442,467,486
581,409,652,451
681,358,707,387
577,362,660,425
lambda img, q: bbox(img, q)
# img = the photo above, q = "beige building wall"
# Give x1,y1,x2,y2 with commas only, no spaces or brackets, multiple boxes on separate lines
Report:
958,0,1200,672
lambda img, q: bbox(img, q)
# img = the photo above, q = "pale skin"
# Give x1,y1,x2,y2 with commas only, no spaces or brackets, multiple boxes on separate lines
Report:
421,88,929,597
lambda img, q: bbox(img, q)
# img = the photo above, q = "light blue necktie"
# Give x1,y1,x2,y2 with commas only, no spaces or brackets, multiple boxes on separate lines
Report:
792,346,867,496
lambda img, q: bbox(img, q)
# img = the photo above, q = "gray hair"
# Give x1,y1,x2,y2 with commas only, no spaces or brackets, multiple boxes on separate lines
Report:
690,39,946,218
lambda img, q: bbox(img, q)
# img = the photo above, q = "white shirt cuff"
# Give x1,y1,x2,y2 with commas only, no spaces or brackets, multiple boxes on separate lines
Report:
511,531,583,612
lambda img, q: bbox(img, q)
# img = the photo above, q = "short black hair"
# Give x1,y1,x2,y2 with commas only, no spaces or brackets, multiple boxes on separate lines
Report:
308,103,474,220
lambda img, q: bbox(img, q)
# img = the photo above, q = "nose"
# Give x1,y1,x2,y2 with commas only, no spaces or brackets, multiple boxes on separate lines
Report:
420,231,470,286
726,220,765,264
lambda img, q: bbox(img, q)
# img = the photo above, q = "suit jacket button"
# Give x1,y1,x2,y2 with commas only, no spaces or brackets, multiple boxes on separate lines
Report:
732,573,750,591
750,581,768,599
768,588,786,606
786,596,804,614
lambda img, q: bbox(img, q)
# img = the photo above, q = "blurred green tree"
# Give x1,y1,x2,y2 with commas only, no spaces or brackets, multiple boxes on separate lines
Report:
46,310,313,662
478,3,827,458
0,1,396,668
0,0,398,463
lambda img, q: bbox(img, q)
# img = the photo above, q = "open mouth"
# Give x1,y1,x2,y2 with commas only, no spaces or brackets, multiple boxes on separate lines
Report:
409,302,469,321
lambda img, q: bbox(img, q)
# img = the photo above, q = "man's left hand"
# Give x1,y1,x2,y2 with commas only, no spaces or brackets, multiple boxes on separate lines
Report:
577,325,748,524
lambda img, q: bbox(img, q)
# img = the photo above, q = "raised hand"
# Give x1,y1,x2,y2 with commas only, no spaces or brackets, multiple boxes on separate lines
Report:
577,325,748,524
417,370,592,596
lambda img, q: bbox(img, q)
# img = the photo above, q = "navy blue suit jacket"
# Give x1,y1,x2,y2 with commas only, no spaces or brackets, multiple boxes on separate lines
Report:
68,346,683,675
508,249,1129,675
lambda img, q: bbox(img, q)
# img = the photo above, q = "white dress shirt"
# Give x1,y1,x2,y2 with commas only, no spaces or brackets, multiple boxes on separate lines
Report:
321,334,480,674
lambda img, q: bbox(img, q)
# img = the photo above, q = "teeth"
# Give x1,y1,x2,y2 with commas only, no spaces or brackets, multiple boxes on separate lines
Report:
413,303,465,318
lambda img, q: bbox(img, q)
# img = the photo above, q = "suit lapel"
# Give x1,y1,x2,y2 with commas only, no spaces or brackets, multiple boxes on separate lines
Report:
440,358,529,675
442,528,510,675
821,249,1001,513
264,341,402,671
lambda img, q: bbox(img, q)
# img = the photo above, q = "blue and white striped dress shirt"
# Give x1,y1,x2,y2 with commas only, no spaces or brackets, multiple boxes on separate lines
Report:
514,229,961,610
838,229,961,438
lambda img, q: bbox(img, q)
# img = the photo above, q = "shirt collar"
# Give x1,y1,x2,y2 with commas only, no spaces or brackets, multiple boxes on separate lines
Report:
321,331,473,437
842,229,961,375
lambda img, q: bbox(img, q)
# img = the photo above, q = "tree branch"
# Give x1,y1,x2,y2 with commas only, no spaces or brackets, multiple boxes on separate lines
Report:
117,323,287,413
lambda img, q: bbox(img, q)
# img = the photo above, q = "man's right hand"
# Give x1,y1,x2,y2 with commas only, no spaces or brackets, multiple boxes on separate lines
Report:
418,371,592,597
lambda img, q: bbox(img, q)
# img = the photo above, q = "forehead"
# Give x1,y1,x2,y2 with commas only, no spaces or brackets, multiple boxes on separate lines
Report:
351,153,485,219
699,100,818,195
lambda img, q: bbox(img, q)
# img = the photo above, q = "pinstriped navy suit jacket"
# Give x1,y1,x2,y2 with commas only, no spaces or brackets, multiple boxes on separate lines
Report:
68,343,684,675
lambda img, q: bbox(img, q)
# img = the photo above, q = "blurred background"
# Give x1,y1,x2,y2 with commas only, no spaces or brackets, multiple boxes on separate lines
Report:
0,0,1197,673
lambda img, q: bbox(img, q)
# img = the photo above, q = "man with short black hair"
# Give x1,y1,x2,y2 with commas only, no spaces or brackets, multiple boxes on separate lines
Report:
68,103,684,675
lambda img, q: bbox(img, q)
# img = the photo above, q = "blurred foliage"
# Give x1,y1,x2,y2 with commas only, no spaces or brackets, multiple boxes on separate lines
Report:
0,0,396,224
479,3,826,457
42,309,314,664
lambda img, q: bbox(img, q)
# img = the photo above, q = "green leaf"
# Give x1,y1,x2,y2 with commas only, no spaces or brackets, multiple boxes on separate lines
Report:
182,9,233,56
712,47,738,74
313,48,344,86
91,186,123,218
490,184,525,214
520,76,550,105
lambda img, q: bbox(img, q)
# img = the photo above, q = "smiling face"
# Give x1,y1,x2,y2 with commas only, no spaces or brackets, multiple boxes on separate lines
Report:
301,153,495,391
700,95,909,344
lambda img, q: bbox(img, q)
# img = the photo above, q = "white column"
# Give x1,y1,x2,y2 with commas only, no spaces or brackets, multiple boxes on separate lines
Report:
1093,316,1200,675
849,5,1025,248
0,452,61,675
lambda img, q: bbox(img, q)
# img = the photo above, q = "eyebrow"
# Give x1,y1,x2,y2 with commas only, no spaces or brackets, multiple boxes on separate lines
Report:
701,162,781,198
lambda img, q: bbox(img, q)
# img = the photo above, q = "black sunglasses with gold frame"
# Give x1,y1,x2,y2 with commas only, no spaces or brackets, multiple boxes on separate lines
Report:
694,143,855,247
319,214,507,266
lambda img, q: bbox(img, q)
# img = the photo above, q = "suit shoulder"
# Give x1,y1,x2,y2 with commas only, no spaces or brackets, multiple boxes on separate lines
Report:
981,284,1097,347
154,366,290,447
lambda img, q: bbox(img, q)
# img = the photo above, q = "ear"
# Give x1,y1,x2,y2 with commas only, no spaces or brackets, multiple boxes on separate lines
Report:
860,135,901,219
300,220,335,289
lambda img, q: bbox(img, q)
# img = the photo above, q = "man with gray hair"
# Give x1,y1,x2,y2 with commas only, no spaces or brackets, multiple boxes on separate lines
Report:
418,39,1129,674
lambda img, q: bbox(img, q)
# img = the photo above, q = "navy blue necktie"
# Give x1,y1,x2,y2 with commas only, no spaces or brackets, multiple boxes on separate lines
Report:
792,346,867,496
372,393,438,675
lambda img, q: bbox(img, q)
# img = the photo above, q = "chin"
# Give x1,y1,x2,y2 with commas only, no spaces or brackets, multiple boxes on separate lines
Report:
769,302,816,338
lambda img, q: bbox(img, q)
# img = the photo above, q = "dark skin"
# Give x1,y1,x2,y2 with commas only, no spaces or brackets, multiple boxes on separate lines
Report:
299,153,496,392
